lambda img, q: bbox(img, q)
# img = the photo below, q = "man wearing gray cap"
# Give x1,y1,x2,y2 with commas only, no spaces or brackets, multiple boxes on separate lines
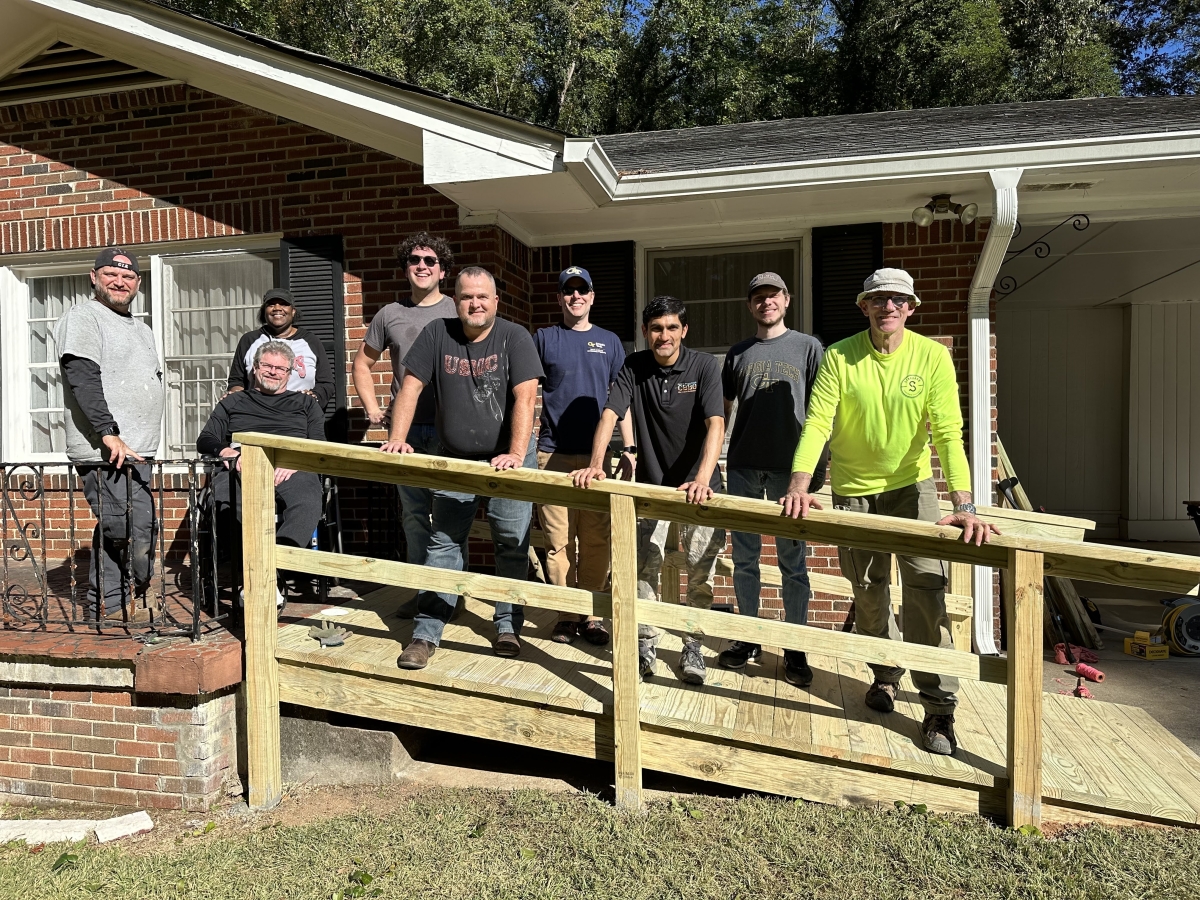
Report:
55,248,164,622
718,272,824,686
782,267,998,756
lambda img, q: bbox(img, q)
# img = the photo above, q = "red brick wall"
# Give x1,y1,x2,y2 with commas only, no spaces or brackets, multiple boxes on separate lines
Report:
0,685,237,810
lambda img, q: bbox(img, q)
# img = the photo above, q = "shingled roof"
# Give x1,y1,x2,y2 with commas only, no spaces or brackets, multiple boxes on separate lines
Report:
596,96,1200,175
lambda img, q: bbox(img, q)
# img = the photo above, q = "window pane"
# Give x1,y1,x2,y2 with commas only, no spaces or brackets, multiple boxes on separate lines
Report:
649,246,798,351
163,253,277,457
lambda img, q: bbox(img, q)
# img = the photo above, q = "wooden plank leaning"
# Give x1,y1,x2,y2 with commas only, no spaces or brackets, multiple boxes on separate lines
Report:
1006,548,1044,828
609,494,643,810
242,445,283,811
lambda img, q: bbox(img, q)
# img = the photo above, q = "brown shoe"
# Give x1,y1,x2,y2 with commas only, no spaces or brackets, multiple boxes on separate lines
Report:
921,713,957,756
494,632,521,658
865,680,898,713
398,639,436,670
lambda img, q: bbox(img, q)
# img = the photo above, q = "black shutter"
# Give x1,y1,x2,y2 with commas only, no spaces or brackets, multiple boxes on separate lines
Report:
280,235,347,442
811,223,882,346
570,241,636,343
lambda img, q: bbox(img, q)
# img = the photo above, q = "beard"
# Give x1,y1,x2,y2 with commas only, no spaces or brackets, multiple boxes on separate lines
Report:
95,282,134,313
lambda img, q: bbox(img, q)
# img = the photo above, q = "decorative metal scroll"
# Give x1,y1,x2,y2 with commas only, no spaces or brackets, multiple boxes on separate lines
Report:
996,213,1090,296
0,459,230,640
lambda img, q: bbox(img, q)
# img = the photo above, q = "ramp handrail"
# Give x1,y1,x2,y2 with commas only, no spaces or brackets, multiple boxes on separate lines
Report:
233,433,1200,830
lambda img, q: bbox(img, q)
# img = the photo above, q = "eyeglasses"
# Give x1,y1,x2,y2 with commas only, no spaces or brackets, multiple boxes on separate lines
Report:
407,254,440,268
561,287,591,297
257,363,292,374
865,294,913,308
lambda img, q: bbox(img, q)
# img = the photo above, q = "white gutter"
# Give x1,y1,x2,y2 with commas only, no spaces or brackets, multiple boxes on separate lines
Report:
967,168,1022,655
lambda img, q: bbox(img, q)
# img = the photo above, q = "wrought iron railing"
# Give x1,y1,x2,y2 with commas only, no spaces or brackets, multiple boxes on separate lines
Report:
0,458,231,641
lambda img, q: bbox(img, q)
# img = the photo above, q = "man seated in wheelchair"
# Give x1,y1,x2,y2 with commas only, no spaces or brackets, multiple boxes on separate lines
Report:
197,340,325,607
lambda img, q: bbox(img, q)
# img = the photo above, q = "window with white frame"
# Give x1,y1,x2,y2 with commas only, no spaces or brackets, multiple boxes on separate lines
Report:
646,241,803,352
1,247,277,462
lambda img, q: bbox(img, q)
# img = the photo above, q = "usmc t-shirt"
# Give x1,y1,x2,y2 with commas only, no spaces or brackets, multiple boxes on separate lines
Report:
402,317,544,459
605,345,724,490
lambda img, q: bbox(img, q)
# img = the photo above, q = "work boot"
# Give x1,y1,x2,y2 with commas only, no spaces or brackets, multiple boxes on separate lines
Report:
679,640,707,685
398,639,436,670
782,650,813,687
921,714,958,756
717,641,761,670
865,680,898,713
638,637,658,678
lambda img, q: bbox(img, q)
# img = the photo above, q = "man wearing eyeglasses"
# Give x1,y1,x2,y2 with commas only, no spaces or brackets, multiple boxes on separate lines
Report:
55,248,164,622
198,341,326,607
782,267,999,757
352,232,457,566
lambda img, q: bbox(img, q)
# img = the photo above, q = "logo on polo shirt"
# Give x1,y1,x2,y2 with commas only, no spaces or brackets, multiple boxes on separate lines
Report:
900,374,924,398
676,381,698,393
587,341,607,354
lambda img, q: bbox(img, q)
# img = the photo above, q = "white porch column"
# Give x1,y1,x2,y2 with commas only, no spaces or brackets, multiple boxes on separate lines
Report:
967,168,1022,654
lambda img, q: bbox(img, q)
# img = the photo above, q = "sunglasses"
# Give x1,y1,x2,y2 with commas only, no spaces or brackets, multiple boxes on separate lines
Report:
865,294,914,308
406,254,440,268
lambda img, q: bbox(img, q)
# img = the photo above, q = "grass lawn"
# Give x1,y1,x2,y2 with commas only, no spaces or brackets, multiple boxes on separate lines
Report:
2,788,1198,899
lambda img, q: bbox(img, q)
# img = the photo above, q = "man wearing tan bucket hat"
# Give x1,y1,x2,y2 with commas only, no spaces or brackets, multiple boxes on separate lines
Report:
781,267,999,756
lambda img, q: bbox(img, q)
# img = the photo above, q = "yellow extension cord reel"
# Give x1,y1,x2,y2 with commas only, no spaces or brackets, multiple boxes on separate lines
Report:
1163,599,1200,656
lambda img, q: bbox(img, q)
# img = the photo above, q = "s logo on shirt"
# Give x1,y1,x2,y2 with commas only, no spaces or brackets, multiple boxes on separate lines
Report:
900,374,924,398
295,357,307,378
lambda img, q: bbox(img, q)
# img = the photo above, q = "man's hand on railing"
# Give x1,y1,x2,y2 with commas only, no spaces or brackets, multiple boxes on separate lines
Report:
103,434,145,469
379,440,414,454
938,511,1001,546
572,465,607,488
490,452,523,471
274,467,297,486
677,481,713,505
781,490,823,519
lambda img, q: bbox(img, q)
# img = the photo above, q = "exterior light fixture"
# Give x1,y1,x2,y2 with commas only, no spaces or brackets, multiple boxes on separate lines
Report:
913,193,978,226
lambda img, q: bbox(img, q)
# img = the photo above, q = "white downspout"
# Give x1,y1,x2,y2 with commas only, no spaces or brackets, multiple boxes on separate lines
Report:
967,168,1022,655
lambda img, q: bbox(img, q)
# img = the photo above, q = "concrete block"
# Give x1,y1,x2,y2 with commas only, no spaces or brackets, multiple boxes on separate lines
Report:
93,810,153,843
0,818,94,843
280,715,419,787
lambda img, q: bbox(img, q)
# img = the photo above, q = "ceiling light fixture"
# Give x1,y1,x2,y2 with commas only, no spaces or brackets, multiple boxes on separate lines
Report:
912,193,978,226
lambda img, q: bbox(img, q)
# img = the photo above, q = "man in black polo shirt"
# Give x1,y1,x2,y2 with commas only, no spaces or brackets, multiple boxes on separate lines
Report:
573,295,725,686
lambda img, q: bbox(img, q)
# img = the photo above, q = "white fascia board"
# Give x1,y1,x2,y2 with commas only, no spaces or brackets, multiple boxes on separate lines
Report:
606,132,1200,202
424,132,557,184
456,207,537,247
562,139,619,206
20,0,560,174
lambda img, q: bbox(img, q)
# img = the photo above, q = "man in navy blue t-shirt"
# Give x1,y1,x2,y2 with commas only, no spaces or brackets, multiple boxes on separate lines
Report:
535,266,633,646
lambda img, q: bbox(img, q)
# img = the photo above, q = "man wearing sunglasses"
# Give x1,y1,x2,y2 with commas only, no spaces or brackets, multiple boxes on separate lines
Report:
782,267,999,757
352,232,457,566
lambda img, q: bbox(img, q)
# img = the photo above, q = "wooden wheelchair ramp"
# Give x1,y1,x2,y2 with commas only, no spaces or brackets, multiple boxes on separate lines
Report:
277,588,1200,829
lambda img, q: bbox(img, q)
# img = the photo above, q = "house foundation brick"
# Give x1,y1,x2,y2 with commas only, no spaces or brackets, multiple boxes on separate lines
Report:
0,685,238,812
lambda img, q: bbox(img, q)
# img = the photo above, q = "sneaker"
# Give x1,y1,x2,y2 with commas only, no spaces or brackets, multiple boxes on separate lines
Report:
679,640,707,685
398,639,436,670
782,650,813,687
717,641,761,670
638,637,657,678
921,714,958,756
236,587,286,611
865,680,898,713
550,618,579,644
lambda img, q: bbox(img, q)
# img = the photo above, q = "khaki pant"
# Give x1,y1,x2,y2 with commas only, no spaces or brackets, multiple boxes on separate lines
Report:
834,477,957,715
637,518,725,643
537,451,611,621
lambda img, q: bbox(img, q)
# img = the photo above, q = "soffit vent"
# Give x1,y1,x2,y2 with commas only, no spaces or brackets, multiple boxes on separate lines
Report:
0,42,178,107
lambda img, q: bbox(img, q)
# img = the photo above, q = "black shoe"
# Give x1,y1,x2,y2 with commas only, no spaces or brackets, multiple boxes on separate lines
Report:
783,650,813,687
865,680,898,713
717,641,762,670
921,713,957,756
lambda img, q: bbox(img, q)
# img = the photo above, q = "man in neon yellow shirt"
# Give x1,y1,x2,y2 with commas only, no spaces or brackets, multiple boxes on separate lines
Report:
782,267,998,756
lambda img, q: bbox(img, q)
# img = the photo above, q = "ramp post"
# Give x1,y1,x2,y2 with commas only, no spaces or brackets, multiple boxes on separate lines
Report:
1005,548,1043,828
609,494,643,810
243,444,282,810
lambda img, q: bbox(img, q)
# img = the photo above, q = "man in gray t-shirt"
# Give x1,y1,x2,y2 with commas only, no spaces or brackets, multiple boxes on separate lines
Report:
350,232,458,568
718,272,824,687
54,248,165,621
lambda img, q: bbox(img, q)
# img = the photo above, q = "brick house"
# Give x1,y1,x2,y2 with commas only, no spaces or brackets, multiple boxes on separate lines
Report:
2,0,1200,809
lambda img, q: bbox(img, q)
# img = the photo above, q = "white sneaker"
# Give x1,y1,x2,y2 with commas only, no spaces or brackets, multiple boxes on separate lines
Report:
236,587,286,610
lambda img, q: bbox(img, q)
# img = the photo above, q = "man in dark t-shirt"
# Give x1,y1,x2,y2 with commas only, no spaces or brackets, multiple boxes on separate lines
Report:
572,295,726,687
382,267,544,669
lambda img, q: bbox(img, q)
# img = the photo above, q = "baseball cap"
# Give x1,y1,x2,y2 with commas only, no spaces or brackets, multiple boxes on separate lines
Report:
747,272,788,298
558,266,593,293
93,247,140,275
262,288,295,306
856,268,921,306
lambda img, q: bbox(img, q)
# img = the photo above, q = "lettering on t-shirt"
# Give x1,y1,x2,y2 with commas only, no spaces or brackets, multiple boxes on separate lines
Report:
443,353,500,377
676,381,698,394
586,341,608,354
745,359,801,391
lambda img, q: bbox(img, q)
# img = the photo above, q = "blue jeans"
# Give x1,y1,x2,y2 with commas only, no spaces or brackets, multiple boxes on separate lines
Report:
727,467,811,626
399,424,441,566
411,440,537,646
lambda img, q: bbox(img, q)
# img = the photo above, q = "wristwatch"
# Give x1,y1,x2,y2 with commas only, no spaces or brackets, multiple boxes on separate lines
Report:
97,424,120,438
622,445,637,456
953,502,977,516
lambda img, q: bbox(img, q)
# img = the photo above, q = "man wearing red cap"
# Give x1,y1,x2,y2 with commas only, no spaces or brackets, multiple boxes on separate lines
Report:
54,248,164,621
782,267,999,756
